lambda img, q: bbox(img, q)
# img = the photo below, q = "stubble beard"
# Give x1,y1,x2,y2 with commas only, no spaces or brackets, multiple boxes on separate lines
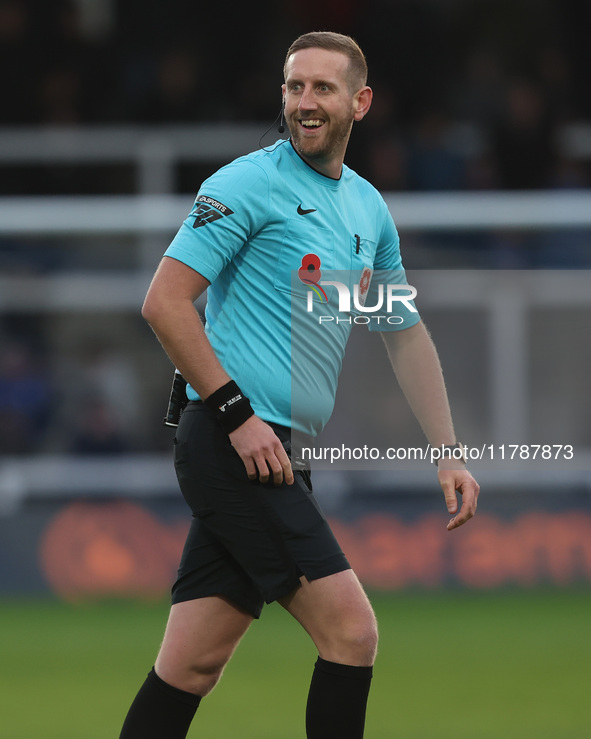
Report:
289,113,355,170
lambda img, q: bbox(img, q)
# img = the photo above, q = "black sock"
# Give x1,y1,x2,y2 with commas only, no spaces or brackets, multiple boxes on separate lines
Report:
305,657,373,739
119,667,201,739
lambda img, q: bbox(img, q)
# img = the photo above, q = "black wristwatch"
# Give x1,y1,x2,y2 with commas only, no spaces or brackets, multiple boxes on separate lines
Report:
434,442,467,466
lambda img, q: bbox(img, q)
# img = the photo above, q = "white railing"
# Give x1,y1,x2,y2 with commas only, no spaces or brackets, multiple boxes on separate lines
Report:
1,125,590,504
2,122,591,193
0,124,266,193
2,190,591,237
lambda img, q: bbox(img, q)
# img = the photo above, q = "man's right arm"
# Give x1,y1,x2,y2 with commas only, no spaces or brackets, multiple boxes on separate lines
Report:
142,256,293,485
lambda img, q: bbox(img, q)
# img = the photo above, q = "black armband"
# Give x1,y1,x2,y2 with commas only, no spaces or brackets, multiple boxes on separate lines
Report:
204,380,254,434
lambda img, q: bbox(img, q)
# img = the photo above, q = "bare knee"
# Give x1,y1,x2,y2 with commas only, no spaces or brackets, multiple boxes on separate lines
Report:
281,571,379,667
330,610,378,666
154,597,253,697
156,649,230,697
315,603,378,667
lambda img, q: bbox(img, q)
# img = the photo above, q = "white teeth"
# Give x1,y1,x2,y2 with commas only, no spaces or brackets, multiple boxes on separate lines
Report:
301,120,323,127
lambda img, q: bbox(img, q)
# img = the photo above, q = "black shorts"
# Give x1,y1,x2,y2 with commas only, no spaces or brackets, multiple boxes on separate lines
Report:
171,402,350,618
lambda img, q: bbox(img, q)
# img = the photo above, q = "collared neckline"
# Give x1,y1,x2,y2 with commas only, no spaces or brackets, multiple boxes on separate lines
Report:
286,139,343,188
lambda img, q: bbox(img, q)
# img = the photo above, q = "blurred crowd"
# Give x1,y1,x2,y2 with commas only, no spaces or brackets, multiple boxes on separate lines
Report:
1,0,591,456
1,0,591,191
0,314,168,456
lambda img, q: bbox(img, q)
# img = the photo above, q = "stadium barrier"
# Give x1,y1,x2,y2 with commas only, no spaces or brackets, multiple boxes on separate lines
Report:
1,492,590,601
1,125,591,596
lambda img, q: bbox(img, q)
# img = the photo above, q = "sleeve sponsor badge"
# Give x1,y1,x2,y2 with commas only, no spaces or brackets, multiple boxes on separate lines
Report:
191,196,234,228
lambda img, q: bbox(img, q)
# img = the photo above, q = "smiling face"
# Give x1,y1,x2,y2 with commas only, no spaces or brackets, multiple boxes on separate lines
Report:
282,47,372,179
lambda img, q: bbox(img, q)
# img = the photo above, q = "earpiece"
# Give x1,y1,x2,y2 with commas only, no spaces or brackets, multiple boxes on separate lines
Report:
258,102,288,151
278,101,285,134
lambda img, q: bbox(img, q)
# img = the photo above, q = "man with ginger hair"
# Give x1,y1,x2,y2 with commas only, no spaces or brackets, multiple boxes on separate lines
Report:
119,31,479,739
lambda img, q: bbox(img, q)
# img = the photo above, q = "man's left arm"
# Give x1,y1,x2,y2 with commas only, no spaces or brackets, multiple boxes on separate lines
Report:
381,320,479,531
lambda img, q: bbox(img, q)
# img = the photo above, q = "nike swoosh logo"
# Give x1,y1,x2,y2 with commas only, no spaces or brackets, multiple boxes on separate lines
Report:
297,204,317,215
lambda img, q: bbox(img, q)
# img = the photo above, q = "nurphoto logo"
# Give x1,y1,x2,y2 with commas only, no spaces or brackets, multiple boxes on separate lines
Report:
297,254,417,325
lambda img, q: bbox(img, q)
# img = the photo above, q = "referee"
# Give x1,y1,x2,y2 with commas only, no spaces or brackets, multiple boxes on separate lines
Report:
119,31,479,739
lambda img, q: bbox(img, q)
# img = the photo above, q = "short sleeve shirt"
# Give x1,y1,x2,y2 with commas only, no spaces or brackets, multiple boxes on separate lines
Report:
165,140,419,436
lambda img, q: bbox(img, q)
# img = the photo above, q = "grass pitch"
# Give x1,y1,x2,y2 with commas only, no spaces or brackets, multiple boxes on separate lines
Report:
0,590,590,738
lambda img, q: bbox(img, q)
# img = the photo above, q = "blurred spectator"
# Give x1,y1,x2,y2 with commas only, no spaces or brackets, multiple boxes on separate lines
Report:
358,0,450,125
0,0,589,196
77,344,138,434
33,0,118,123
407,112,466,191
69,396,128,454
50,341,139,445
133,48,201,123
0,237,66,273
348,79,407,187
486,232,539,269
366,135,408,191
0,0,36,123
37,66,84,124
465,152,499,191
537,47,576,124
560,0,591,118
73,0,115,40
550,155,590,190
491,80,555,189
451,49,506,129
536,153,591,268
284,0,364,34
0,341,53,453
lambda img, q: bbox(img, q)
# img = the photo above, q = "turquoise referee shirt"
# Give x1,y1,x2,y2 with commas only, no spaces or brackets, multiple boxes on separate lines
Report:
165,139,419,436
